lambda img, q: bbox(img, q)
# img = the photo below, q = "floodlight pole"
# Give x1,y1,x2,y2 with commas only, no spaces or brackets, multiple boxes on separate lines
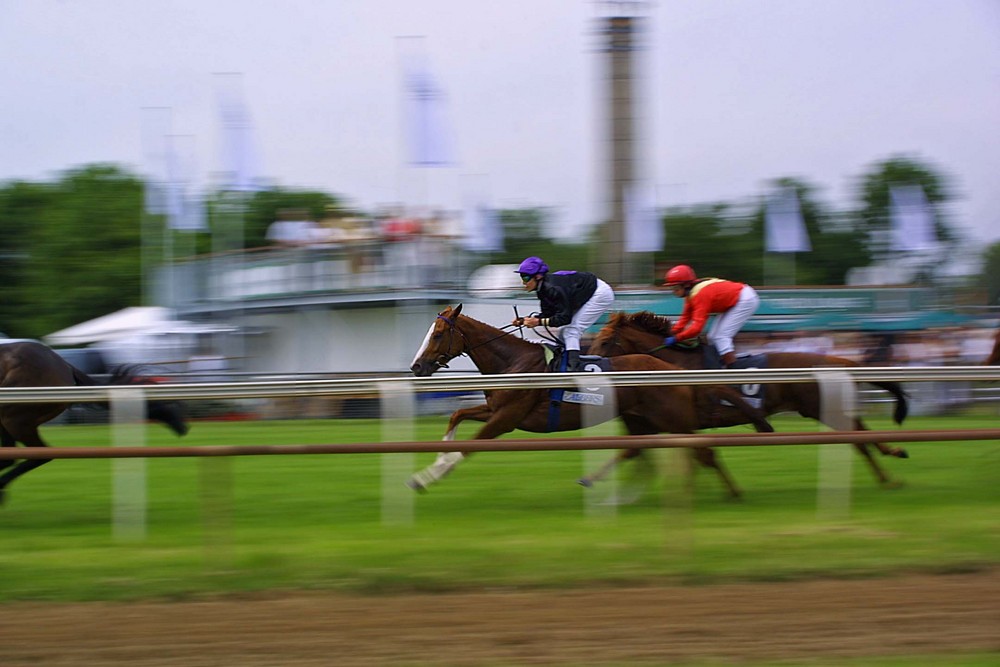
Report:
598,9,645,286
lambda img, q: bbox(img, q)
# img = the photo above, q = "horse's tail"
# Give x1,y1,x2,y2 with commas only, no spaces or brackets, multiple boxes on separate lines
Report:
107,364,151,386
870,380,908,424
69,363,146,387
70,366,100,387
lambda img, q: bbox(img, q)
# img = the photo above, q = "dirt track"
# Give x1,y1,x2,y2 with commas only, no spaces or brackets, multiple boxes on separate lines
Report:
2,571,997,666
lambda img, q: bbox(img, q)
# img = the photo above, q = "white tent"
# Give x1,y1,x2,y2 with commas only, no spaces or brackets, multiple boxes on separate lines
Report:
44,307,173,347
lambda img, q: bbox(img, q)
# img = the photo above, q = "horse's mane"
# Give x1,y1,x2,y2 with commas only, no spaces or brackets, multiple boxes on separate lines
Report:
622,310,674,336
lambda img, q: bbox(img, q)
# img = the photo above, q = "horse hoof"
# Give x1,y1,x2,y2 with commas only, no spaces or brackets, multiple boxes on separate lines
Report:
897,449,910,459
406,478,427,494
577,478,593,488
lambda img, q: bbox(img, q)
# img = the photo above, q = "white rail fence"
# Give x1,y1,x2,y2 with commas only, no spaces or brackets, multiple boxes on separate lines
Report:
1,366,997,403
1,366,998,538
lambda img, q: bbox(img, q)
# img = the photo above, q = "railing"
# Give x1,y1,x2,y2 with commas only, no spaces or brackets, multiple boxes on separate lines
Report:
3,365,996,537
1,366,996,403
170,236,470,307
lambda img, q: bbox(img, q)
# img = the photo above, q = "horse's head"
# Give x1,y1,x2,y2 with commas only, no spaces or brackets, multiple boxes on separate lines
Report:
410,304,468,377
110,366,190,437
589,312,629,356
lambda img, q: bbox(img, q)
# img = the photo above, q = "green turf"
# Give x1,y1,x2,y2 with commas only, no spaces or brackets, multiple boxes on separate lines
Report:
0,412,996,602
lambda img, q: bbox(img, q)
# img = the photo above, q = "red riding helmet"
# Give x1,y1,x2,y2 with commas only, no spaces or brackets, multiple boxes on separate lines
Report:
665,264,697,286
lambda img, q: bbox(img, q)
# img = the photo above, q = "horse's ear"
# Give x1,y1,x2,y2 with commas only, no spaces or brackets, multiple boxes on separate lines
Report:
453,303,463,317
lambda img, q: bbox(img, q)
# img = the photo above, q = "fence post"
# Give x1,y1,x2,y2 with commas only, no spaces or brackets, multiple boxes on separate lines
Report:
110,386,146,542
379,380,415,526
814,370,857,520
199,456,233,569
577,369,619,518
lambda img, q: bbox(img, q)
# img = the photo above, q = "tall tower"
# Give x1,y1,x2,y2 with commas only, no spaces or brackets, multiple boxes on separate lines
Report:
597,9,644,286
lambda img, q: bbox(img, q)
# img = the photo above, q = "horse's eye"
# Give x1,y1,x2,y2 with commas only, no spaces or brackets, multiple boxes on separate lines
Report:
431,333,443,340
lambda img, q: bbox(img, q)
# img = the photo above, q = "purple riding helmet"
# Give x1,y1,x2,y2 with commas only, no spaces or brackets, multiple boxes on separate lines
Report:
516,256,549,276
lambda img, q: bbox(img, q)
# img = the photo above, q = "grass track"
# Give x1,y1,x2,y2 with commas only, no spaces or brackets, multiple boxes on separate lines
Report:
0,412,996,602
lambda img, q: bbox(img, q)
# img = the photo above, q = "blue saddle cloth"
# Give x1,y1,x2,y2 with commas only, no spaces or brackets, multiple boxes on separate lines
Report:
543,347,612,373
700,346,768,410
546,350,613,431
702,345,767,370
731,352,768,369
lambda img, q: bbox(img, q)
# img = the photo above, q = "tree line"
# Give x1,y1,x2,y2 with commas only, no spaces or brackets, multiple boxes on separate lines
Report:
0,156,994,340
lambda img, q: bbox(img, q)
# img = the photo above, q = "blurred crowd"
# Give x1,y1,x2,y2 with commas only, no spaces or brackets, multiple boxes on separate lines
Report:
736,325,996,366
261,205,457,287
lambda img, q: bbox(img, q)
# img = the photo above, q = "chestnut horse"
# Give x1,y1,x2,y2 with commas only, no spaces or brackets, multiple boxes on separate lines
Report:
408,305,773,497
589,311,911,486
0,341,189,504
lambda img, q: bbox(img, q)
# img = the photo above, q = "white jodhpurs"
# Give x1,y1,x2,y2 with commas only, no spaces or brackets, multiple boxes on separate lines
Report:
707,285,759,356
559,279,615,351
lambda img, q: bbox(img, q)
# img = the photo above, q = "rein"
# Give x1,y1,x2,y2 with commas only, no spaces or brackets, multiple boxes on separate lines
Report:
432,314,521,369
604,326,672,355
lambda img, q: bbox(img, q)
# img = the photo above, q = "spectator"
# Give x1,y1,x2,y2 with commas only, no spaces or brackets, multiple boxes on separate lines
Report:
266,208,323,247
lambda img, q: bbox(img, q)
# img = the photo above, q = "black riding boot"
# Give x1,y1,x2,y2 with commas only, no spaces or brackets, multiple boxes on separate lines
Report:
565,350,581,372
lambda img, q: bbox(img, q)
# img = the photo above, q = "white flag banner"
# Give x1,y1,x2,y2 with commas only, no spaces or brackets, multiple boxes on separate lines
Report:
401,48,454,167
140,107,172,215
165,135,206,231
890,185,936,252
765,188,811,253
460,189,502,252
215,74,263,192
624,182,662,253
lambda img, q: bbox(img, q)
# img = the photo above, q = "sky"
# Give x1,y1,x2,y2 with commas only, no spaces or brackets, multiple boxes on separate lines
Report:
2,0,998,246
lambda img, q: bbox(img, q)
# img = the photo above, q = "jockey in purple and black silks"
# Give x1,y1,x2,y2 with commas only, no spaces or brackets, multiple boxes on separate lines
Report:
512,256,615,372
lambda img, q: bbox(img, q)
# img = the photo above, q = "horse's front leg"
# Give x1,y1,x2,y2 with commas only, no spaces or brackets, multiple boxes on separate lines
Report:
408,401,528,492
408,403,494,492
711,386,774,433
0,424,16,473
442,403,493,441
0,422,51,506
578,449,643,487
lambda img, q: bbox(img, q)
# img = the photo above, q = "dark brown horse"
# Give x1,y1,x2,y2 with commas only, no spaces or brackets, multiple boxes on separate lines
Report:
0,341,189,504
986,328,1000,366
589,311,911,486
408,304,773,497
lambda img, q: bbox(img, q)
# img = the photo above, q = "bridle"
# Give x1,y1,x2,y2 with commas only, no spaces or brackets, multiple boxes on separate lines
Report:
428,313,522,370
428,314,467,370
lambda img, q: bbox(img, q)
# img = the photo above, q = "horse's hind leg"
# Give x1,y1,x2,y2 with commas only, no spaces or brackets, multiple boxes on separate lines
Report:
855,418,908,459
0,427,52,505
851,419,906,488
691,447,742,499
798,389,905,487
578,448,643,488
0,425,15,473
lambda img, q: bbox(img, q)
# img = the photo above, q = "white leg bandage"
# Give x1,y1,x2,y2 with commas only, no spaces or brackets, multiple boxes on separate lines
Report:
409,451,464,489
